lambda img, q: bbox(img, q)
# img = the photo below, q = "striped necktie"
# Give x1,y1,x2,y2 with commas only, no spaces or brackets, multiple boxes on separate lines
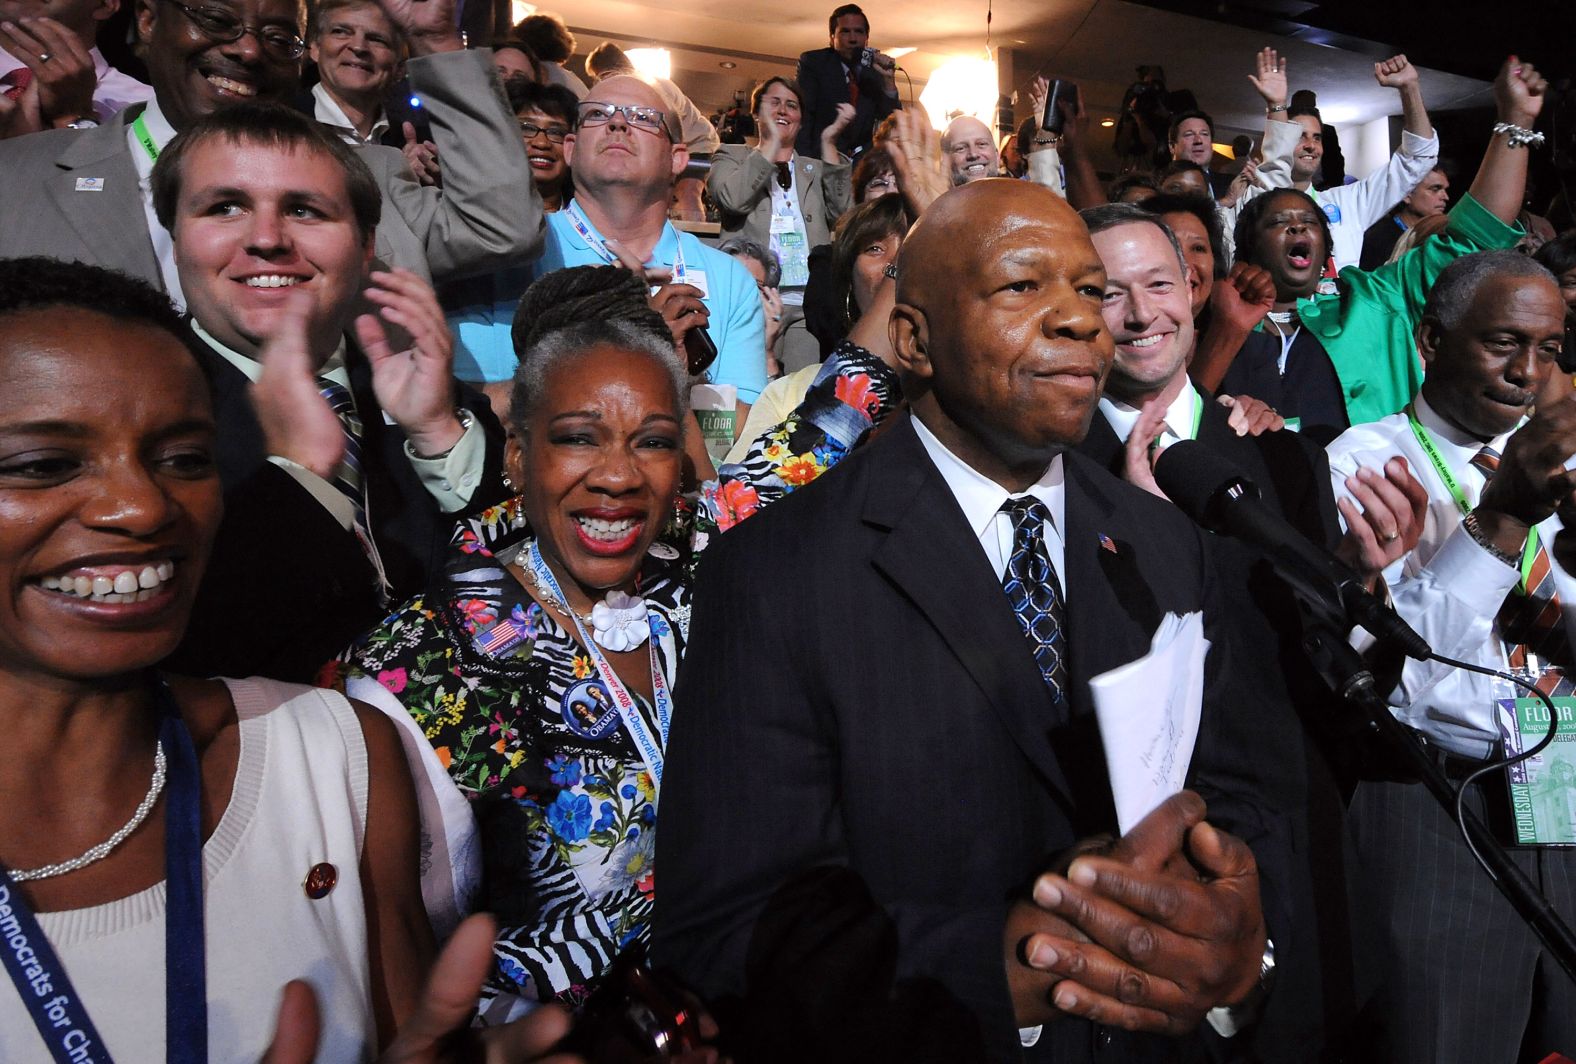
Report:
1000,497,1068,705
318,378,391,601
318,378,366,521
1471,445,1573,694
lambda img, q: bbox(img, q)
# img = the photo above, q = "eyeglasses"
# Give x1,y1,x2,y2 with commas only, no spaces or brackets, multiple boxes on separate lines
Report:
519,120,569,143
160,0,306,60
863,173,897,192
577,101,670,138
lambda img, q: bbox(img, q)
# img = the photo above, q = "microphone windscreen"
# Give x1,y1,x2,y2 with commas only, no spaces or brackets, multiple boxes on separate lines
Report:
1152,440,1257,529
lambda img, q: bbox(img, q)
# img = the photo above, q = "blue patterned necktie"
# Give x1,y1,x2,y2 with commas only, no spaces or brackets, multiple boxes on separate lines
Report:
1000,497,1067,703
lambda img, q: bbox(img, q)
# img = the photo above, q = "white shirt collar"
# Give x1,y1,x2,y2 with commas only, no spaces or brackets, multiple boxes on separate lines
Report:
911,414,1066,545
311,81,390,145
127,95,178,178
1411,390,1519,468
1098,379,1198,445
190,319,350,386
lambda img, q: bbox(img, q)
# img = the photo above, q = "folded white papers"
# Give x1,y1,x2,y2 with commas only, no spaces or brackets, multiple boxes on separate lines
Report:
1088,611,1209,833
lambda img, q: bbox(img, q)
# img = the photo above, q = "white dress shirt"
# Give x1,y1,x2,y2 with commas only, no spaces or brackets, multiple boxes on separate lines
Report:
126,96,185,307
1098,380,1200,448
912,415,1066,586
1327,392,1576,758
311,81,390,146
191,321,488,525
1242,120,1441,272
0,44,152,123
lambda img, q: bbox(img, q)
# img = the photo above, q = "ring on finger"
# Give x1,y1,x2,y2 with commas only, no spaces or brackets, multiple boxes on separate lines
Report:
39,52,52,62
1383,530,1399,542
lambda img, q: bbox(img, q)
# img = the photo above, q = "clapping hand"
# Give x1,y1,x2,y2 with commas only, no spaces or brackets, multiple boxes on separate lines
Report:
263,915,584,1064
1333,457,1430,584
401,124,442,187
885,106,949,214
1023,792,1267,1035
1373,54,1419,91
1219,394,1284,437
251,289,347,481
1123,395,1170,500
357,269,464,459
825,102,856,140
0,17,96,128
1248,47,1288,110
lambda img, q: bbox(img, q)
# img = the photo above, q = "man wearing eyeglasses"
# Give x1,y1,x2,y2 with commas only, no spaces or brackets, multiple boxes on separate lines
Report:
0,0,153,137
0,0,542,303
443,75,768,433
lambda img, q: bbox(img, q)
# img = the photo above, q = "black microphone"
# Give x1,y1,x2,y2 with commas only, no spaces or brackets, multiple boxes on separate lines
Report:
1152,439,1432,661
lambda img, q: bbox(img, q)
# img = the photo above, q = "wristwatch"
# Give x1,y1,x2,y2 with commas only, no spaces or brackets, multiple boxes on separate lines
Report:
63,117,99,129
1463,509,1523,568
1265,104,1288,116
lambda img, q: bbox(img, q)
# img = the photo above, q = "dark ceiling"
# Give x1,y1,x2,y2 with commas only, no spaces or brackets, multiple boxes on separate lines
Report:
1124,0,1576,85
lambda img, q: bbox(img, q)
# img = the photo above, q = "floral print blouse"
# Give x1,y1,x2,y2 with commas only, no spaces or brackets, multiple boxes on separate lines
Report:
325,341,899,1015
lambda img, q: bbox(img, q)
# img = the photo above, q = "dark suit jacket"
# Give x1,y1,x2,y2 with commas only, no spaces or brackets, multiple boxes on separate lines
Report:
654,415,1289,1063
794,47,900,158
1079,400,1374,1059
163,328,509,683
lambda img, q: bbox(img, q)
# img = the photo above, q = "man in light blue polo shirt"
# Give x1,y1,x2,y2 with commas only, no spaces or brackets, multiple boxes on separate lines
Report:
445,74,767,412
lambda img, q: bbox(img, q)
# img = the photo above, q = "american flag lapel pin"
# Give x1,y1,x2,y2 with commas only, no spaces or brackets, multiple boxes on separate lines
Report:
1098,532,1118,555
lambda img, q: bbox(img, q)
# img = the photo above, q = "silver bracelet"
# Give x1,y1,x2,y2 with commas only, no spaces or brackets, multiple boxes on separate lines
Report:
1463,509,1523,567
1493,122,1545,149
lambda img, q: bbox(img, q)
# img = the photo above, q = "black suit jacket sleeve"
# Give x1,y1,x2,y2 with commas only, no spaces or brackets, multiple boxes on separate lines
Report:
655,522,1022,1060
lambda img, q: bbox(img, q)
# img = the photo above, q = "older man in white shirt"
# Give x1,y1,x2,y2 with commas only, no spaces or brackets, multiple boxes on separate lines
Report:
1326,249,1576,1063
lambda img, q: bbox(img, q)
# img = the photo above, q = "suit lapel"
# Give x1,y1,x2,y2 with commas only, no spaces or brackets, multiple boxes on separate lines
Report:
865,421,1073,802
1060,454,1165,718
50,112,161,284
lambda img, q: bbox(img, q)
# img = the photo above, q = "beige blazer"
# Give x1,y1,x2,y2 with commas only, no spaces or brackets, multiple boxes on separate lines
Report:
0,48,543,286
707,144,850,253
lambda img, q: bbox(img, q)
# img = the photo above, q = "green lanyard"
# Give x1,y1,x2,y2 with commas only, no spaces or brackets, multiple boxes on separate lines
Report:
1405,404,1538,592
132,113,161,163
1186,385,1202,440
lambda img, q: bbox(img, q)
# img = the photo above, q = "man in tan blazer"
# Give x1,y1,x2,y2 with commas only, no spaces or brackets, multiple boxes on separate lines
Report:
0,0,541,304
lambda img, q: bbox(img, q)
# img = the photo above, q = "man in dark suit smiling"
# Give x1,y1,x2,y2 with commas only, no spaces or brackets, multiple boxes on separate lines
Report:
655,180,1277,1062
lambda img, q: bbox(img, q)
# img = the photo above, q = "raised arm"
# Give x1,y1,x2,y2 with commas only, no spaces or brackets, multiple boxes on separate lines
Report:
370,0,545,281
1376,54,1432,140
1247,47,1295,188
1467,55,1547,225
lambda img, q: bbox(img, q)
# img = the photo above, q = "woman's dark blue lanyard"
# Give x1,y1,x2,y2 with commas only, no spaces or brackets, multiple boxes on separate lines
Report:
0,678,207,1064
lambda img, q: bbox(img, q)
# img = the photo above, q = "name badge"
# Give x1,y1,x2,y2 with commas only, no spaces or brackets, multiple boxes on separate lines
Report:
1497,681,1576,846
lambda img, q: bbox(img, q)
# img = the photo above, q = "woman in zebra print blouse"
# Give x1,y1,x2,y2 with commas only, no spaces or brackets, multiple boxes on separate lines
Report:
327,264,901,1022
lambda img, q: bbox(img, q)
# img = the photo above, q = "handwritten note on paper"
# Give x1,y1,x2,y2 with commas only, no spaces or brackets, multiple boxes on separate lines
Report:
1087,612,1209,833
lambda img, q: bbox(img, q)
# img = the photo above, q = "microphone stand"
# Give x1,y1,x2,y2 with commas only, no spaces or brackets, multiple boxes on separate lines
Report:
1294,600,1576,982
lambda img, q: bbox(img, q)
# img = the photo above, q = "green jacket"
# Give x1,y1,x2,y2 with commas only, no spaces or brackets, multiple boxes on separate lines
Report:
1296,192,1523,427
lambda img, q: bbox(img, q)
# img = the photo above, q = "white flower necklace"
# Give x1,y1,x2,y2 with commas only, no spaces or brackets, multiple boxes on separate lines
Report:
10,741,167,882
515,557,651,653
